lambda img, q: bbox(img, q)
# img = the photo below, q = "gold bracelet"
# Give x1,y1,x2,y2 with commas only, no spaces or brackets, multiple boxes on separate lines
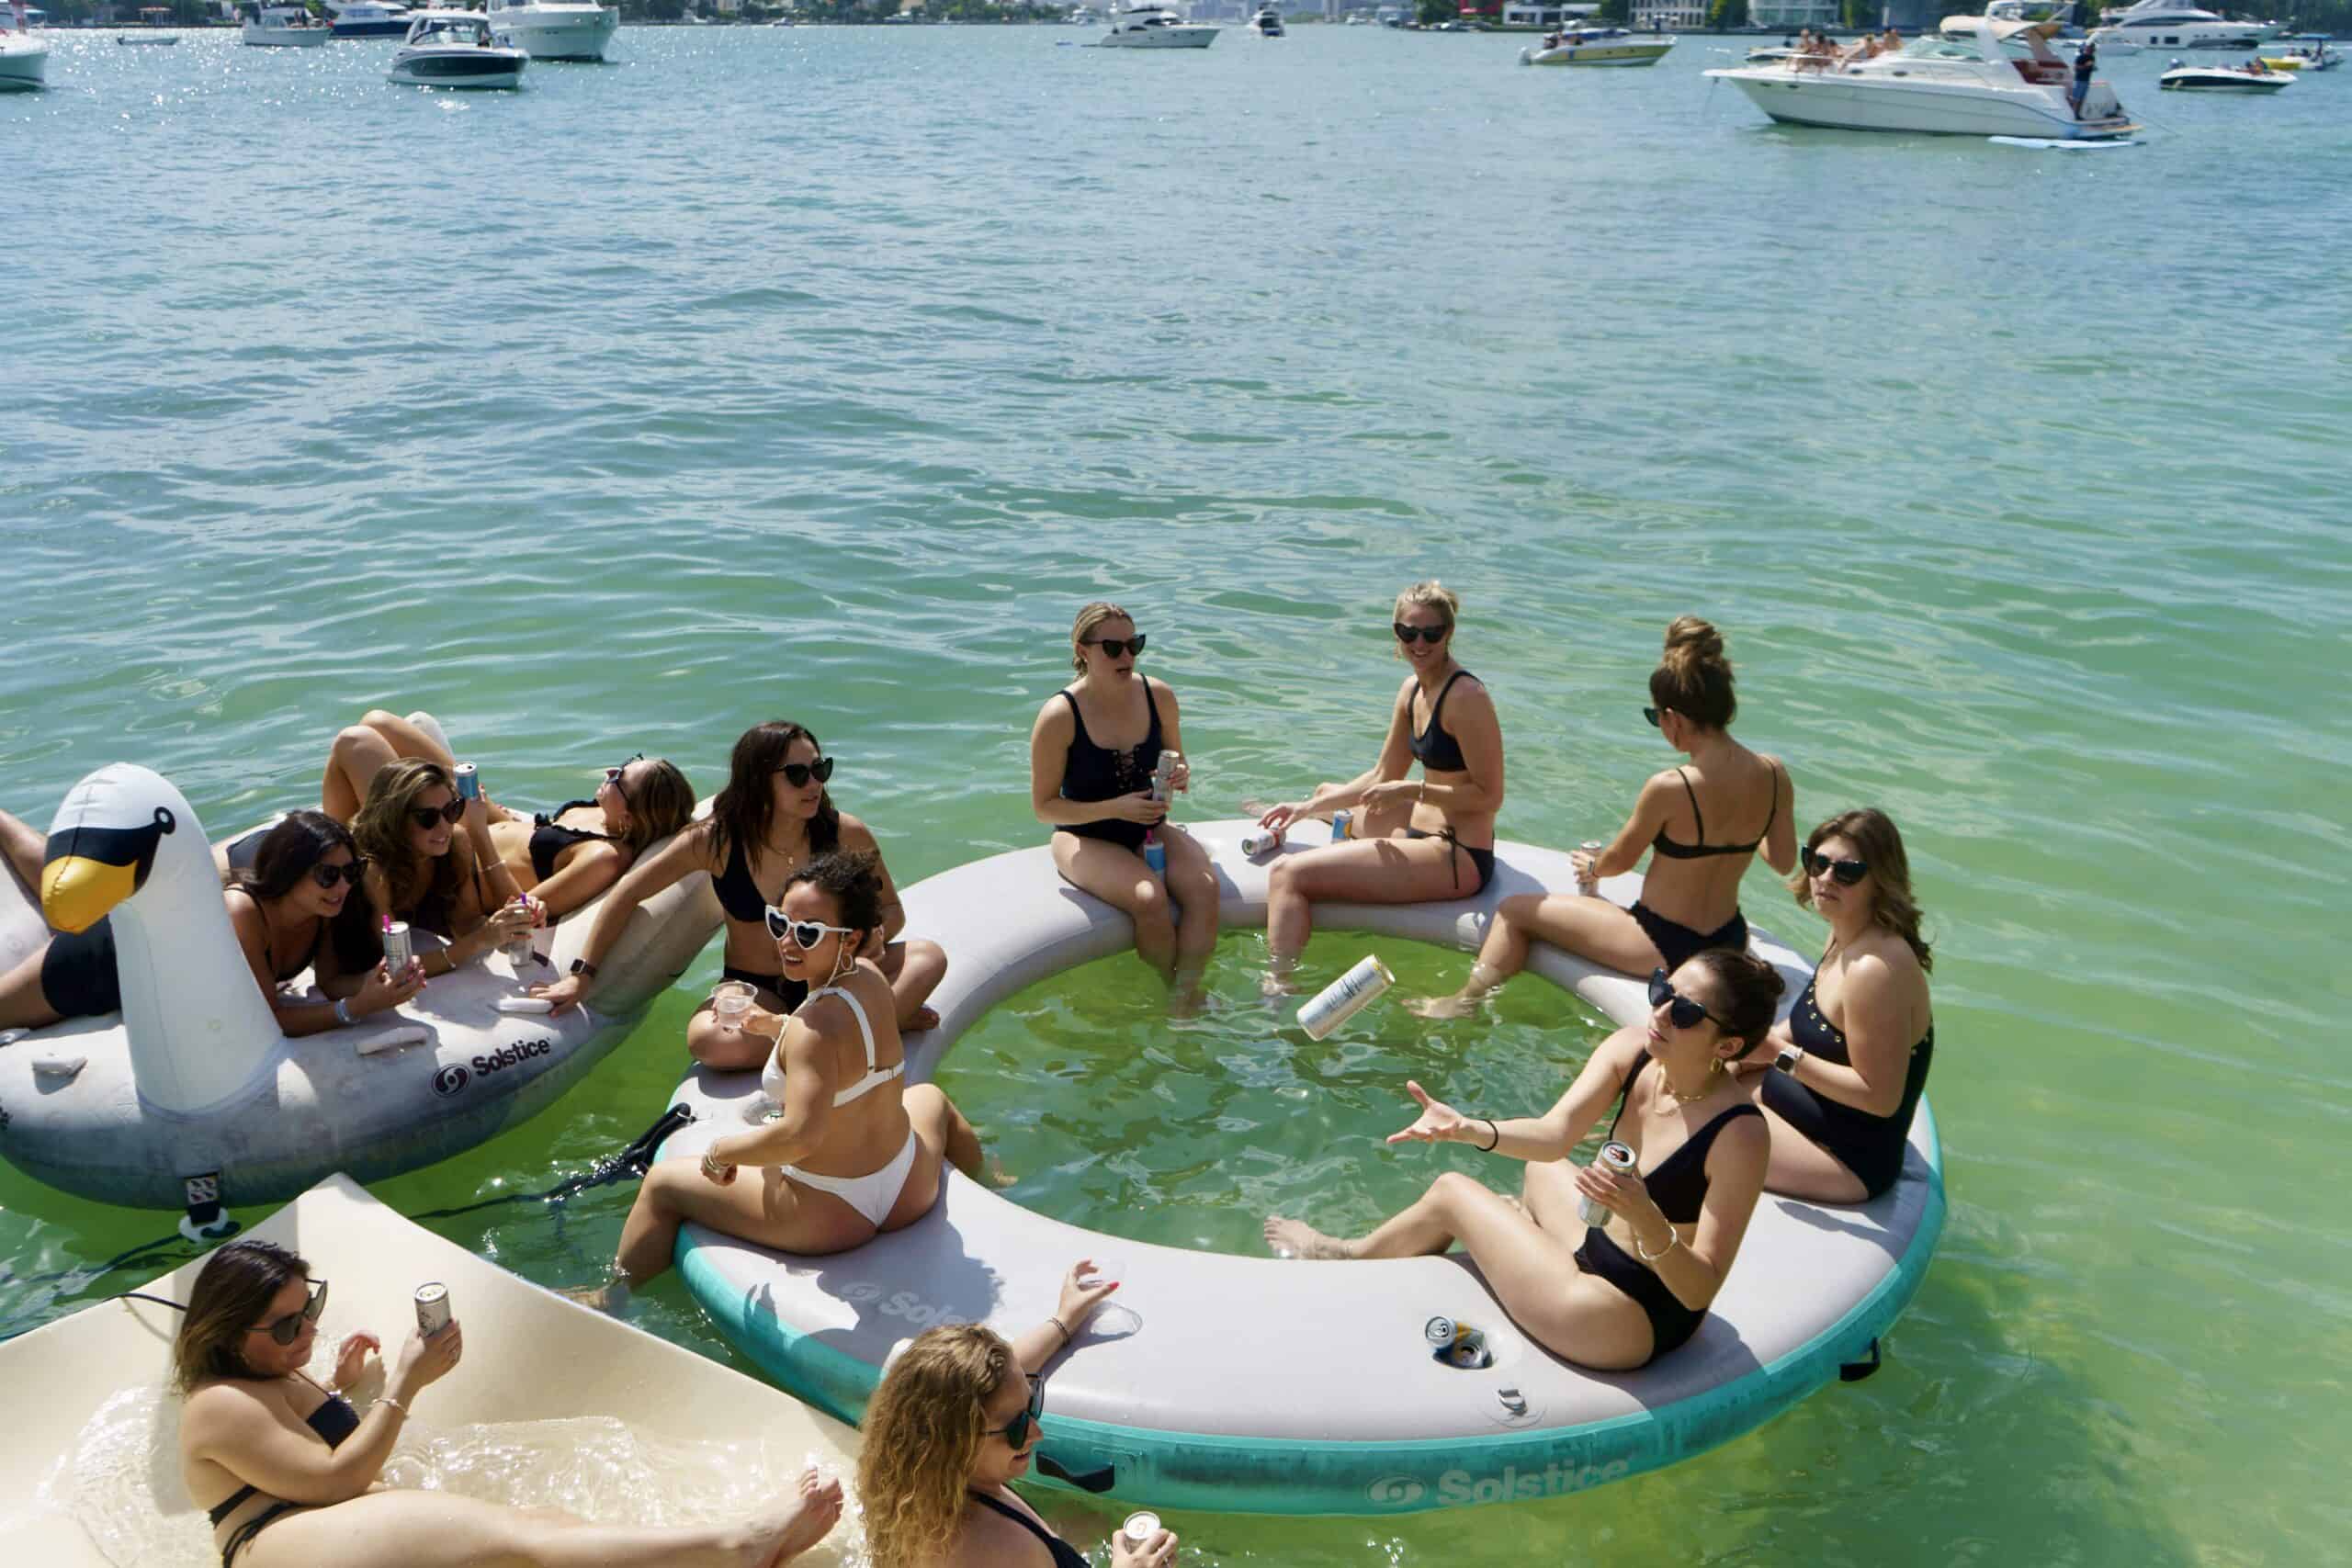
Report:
1633,1226,1680,1263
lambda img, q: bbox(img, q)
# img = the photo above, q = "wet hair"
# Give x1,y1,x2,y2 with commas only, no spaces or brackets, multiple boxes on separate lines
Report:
350,758,463,932
1793,808,1933,973
236,809,382,973
1069,602,1132,674
1647,615,1737,730
706,722,840,876
1681,948,1786,1058
783,849,883,937
856,1324,1015,1568
616,759,695,855
172,1238,311,1396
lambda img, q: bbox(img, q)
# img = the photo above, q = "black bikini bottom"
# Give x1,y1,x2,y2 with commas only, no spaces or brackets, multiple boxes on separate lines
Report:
1574,1226,1703,1366
40,919,120,1019
720,965,810,1015
1402,828,1496,895
1628,902,1748,971
220,1500,304,1567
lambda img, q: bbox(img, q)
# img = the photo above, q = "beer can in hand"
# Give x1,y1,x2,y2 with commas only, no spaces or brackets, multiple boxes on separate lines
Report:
1329,809,1353,843
414,1281,452,1338
1148,750,1181,804
1577,840,1603,897
453,762,480,801
1122,1511,1162,1550
382,921,413,976
1297,956,1394,1040
1577,1141,1637,1227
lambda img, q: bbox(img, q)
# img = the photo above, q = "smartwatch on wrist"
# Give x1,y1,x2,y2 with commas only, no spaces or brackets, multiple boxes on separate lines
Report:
1774,1044,1805,1075
570,958,599,980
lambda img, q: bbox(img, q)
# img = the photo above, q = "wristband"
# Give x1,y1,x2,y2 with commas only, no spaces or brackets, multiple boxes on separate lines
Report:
334,998,355,1027
1476,1118,1499,1152
1048,1314,1073,1346
378,1394,409,1416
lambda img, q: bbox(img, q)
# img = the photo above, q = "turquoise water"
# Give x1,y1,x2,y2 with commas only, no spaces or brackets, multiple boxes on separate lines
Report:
7,22,2350,1565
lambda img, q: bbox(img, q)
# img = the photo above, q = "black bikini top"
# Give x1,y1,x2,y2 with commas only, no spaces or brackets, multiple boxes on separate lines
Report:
1409,670,1476,773
1601,1053,1761,1224
1650,761,1778,861
967,1490,1091,1568
207,1381,360,1527
1057,684,1164,805
528,800,614,882
226,886,325,984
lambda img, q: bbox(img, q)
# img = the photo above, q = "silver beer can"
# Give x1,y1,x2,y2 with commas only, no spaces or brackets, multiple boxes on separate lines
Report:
414,1280,452,1338
1296,955,1394,1041
1577,1140,1637,1227
382,920,413,975
1423,1314,1456,1347
1122,1511,1162,1549
1577,840,1603,896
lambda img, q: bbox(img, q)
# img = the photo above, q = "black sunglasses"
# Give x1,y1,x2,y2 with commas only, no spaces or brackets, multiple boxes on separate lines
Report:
1393,622,1449,646
1085,635,1146,659
987,1373,1046,1450
764,906,860,950
1643,706,1664,728
309,857,368,890
1649,968,1726,1032
254,1278,329,1346
1803,849,1869,886
605,753,645,807
774,757,835,789
410,798,466,829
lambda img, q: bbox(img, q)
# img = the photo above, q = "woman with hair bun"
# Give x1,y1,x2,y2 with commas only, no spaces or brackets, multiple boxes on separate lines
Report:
1257,581,1506,980
1416,615,1791,1017
1736,808,1935,1203
857,1279,1177,1568
1267,948,1781,1370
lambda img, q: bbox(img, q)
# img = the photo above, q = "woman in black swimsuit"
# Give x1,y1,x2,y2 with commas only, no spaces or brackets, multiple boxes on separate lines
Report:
1736,808,1935,1203
176,1239,842,1568
1258,582,1506,983
1028,602,1218,995
537,720,945,1069
856,1267,1178,1568
0,808,419,1032
1266,948,1781,1371
478,752,695,920
351,760,536,978
1417,615,1792,1017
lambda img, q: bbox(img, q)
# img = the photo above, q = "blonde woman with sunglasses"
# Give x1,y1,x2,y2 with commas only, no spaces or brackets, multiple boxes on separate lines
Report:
586,852,985,1304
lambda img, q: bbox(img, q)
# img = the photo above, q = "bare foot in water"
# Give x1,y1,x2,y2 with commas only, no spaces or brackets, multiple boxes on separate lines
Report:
1263,1215,1354,1260
1405,991,1482,1021
733,1466,843,1567
558,1277,629,1315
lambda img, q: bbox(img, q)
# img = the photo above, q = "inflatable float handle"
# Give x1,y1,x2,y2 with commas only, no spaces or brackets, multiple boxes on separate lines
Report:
1035,1453,1116,1494
354,1024,434,1058
1838,1337,1883,1382
494,996,555,1015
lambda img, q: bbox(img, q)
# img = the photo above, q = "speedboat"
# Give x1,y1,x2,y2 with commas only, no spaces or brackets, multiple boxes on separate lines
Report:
242,4,331,45
482,0,616,62
1100,0,1217,46
1248,3,1283,35
2260,34,2335,68
1706,15,2135,138
1520,24,1673,63
0,23,44,91
2159,54,2290,86
387,9,526,86
2088,0,2263,51
327,0,416,37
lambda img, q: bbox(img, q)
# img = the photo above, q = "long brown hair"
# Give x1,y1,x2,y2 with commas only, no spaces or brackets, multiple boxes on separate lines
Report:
236,809,382,973
856,1325,1012,1568
706,722,840,873
1793,807,1933,973
350,759,462,929
1648,615,1736,729
616,759,696,855
173,1239,311,1396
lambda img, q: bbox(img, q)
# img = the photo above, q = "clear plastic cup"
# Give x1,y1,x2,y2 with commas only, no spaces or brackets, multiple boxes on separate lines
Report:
1081,1256,1125,1289
713,980,755,1031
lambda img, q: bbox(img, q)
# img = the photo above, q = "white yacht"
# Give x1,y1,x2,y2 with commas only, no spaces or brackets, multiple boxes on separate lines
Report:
1100,1,1217,46
2088,0,2263,51
387,9,526,85
483,0,614,60
327,0,416,36
243,4,331,45
2159,54,2290,85
1707,15,2133,139
1068,4,1101,20
1248,3,1283,35
1520,24,1674,63
0,12,44,92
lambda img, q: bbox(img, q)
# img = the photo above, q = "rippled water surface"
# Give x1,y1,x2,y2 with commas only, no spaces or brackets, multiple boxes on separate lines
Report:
6,23,2350,1566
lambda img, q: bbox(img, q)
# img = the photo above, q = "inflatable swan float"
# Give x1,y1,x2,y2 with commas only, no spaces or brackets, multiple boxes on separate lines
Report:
0,760,720,1217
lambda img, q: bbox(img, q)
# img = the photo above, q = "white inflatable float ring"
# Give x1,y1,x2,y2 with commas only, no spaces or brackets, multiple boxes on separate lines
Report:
659,820,1944,1516
0,758,721,1216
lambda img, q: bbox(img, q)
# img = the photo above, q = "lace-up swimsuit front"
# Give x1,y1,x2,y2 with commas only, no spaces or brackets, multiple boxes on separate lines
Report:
1055,684,1164,854
761,984,917,1226
206,1374,359,1566
1397,669,1496,894
1632,762,1779,969
1572,1053,1762,1364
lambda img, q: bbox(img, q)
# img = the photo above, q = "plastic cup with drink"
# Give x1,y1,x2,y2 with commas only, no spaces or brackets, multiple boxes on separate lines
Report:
713,979,756,1033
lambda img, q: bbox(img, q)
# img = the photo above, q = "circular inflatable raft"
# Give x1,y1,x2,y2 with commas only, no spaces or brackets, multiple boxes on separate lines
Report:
660,820,1944,1517
0,763,721,1213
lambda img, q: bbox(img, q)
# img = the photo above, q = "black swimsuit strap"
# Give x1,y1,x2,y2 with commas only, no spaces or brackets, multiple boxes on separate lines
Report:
1676,767,1705,841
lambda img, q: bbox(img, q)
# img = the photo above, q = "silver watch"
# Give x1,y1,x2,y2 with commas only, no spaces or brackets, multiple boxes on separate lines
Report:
1774,1044,1804,1074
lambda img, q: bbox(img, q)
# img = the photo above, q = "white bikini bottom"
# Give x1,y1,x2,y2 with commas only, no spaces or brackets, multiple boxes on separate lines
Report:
783,1129,921,1228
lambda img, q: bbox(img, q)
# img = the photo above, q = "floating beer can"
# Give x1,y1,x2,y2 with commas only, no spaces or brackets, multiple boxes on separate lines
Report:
1297,955,1394,1041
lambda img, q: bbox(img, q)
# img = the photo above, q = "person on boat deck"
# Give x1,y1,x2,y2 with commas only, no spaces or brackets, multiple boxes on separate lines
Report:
1413,615,1791,1020
312,708,695,922
349,760,536,976
1267,949,1781,1371
2071,38,2097,114
858,1281,1180,1568
176,1239,842,1568
536,720,946,1068
591,852,986,1302
1256,581,1504,986
1732,808,1935,1204
0,807,421,1032
1028,601,1216,996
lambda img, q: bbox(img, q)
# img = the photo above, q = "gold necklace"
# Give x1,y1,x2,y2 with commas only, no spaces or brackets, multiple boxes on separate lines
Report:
1659,1059,1724,1104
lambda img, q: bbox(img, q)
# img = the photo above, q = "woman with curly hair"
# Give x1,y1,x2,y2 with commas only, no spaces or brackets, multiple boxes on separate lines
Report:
857,1270,1177,1568
537,720,945,1069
